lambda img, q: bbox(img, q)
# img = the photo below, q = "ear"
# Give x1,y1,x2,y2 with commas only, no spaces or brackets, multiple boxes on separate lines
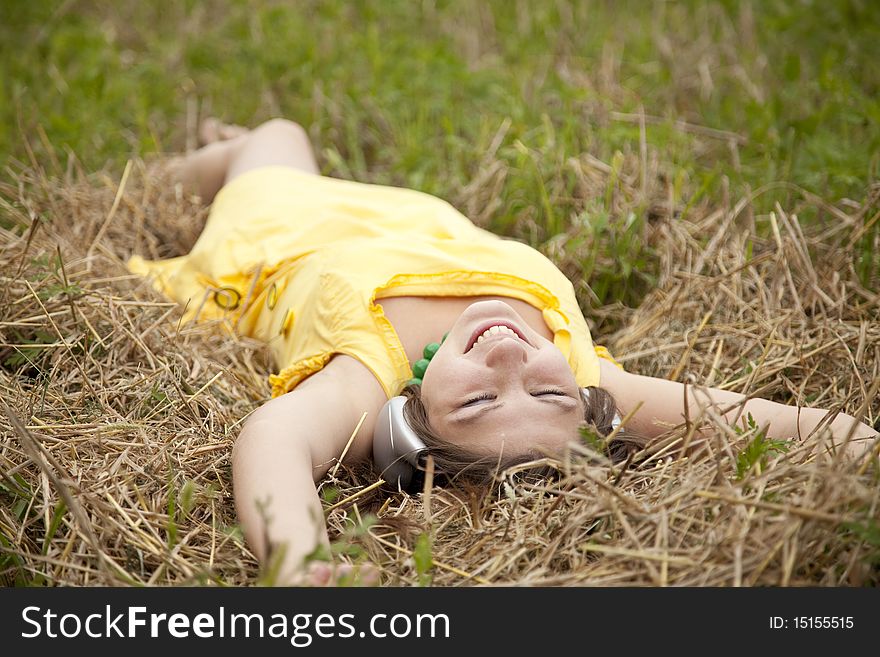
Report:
373,396,427,491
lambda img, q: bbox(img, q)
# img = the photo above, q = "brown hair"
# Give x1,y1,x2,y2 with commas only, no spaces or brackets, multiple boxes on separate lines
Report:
400,384,646,488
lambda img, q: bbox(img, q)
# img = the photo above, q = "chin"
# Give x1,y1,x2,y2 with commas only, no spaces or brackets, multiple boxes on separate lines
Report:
461,299,522,325
467,299,516,313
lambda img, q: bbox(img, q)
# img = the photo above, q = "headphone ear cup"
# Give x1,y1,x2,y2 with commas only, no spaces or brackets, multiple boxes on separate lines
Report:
373,396,428,491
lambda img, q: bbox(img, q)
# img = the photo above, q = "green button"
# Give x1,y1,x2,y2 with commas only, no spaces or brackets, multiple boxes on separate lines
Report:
412,358,430,379
423,342,440,360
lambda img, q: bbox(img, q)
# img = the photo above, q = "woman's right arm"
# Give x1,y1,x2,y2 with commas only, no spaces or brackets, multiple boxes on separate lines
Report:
232,356,385,584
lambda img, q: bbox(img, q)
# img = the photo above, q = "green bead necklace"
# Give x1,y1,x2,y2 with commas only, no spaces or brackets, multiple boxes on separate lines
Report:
406,332,448,387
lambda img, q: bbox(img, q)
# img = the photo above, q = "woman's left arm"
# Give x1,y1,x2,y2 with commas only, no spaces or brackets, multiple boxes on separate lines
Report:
598,360,878,461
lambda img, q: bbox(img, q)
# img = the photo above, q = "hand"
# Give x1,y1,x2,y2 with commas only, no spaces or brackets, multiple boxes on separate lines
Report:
287,560,381,587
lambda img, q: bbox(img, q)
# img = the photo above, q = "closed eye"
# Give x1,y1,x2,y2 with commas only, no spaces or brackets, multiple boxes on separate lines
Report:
532,389,567,397
462,393,494,407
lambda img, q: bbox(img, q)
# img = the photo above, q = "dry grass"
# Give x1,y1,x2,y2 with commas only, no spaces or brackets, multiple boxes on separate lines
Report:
1,145,878,587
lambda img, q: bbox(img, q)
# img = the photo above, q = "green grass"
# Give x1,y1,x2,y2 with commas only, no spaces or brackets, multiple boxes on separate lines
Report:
2,0,879,310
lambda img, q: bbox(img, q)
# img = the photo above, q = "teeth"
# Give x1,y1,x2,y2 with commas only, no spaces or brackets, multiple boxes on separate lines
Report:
474,325,517,346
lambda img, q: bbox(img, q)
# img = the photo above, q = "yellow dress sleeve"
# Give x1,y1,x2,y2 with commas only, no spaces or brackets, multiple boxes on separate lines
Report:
594,344,624,371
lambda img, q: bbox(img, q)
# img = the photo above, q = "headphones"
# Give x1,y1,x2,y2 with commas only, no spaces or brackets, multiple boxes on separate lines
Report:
372,388,622,491
372,396,427,491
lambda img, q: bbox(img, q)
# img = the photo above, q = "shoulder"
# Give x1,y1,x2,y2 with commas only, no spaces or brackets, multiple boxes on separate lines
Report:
598,357,631,388
269,354,387,422
250,354,388,462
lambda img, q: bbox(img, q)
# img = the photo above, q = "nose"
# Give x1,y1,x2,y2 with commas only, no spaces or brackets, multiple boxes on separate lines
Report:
483,336,529,370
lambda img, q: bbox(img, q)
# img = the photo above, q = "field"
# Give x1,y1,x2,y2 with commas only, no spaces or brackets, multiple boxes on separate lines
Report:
1,0,878,586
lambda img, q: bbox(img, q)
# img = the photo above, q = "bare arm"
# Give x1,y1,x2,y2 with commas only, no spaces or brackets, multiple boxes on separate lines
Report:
598,360,878,461
232,355,386,583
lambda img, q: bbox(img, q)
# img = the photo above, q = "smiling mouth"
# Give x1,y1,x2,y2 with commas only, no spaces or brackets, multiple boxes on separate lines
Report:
465,322,530,353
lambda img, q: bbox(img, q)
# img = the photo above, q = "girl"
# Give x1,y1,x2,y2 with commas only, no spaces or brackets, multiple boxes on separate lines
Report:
128,117,878,585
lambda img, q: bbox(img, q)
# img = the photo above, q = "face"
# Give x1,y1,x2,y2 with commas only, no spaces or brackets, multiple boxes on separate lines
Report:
419,300,585,457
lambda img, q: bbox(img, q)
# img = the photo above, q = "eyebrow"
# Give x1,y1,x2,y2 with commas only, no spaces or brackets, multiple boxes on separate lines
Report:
448,396,579,426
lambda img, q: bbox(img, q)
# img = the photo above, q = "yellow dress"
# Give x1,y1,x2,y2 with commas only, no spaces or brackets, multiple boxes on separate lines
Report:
127,166,618,399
